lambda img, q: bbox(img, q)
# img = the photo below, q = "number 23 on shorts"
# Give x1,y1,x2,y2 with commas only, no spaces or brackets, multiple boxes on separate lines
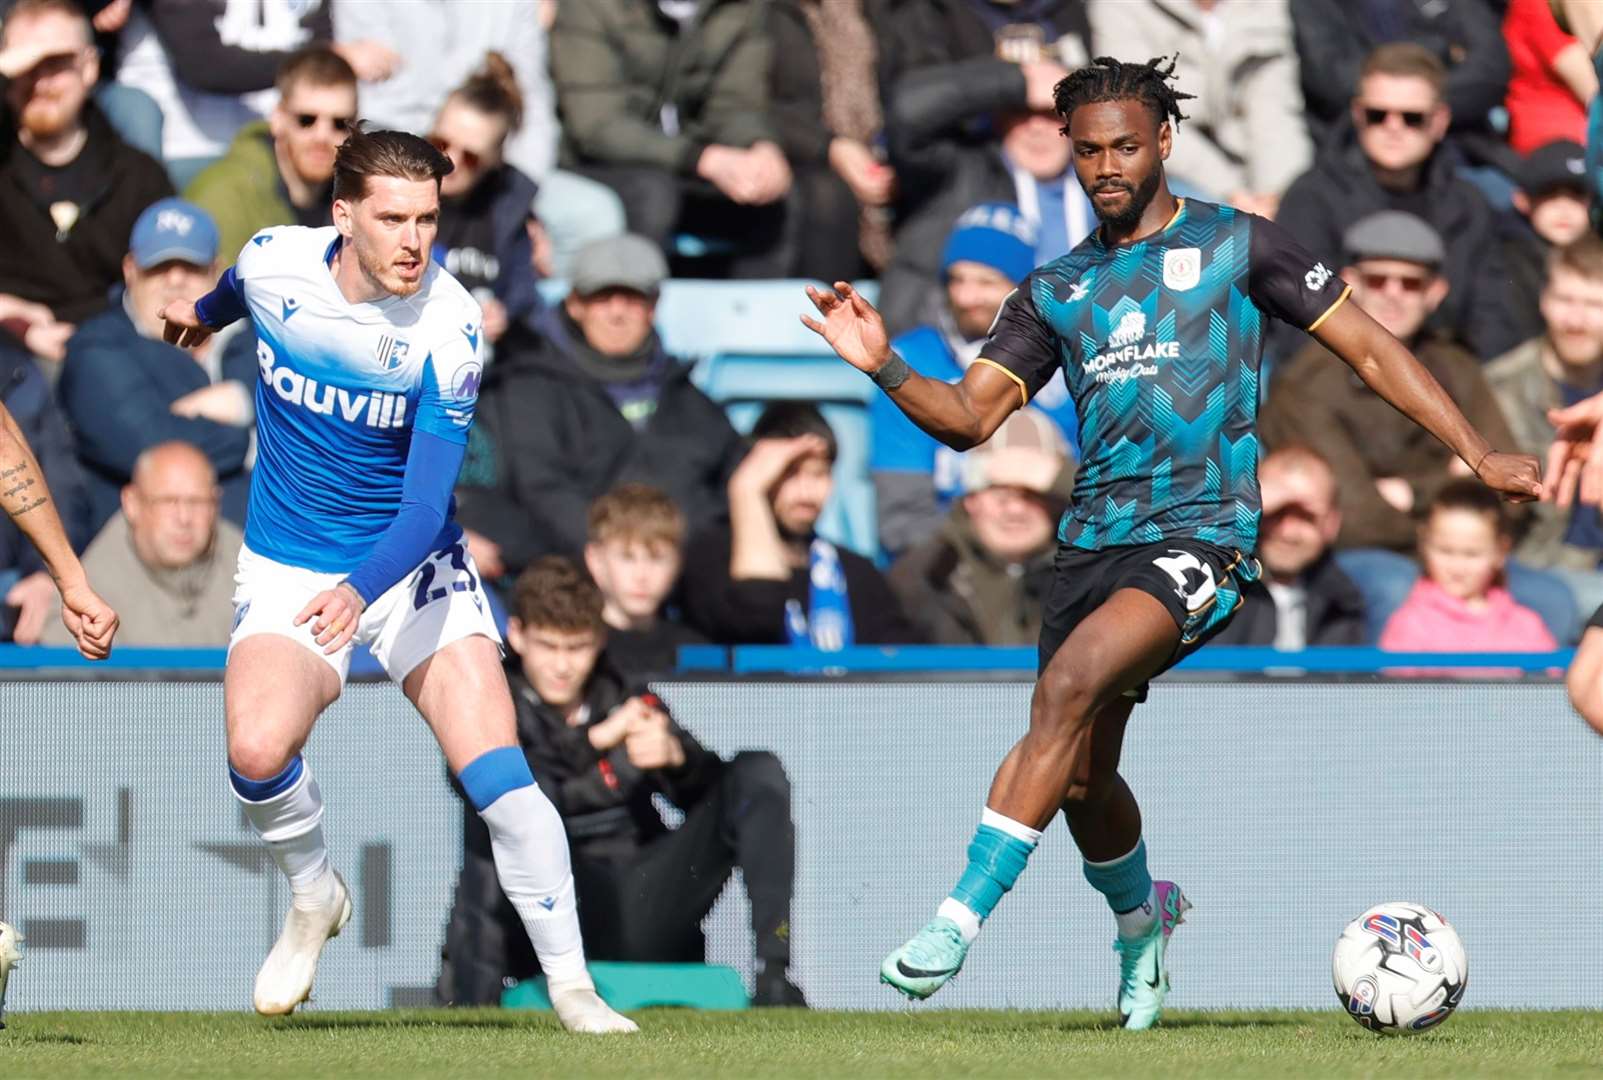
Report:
411,542,479,611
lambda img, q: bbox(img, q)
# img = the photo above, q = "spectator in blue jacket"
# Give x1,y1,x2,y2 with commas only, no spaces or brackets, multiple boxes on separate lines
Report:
58,198,256,536
0,329,91,643
871,202,1078,557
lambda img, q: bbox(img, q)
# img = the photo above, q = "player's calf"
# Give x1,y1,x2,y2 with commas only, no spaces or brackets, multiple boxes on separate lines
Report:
458,746,637,1034
230,756,336,906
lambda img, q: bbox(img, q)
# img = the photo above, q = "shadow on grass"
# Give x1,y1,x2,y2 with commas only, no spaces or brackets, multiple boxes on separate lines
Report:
269,1014,546,1035
1145,1016,1308,1031
7,1032,90,1045
1027,1016,1307,1034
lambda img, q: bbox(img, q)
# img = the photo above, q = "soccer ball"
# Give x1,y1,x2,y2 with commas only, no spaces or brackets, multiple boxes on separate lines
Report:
1332,902,1467,1034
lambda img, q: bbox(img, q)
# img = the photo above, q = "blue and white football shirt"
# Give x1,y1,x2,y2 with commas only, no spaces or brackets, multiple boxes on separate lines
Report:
226,226,484,574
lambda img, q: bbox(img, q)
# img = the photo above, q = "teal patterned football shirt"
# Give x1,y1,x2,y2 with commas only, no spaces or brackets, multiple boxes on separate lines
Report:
977,199,1351,553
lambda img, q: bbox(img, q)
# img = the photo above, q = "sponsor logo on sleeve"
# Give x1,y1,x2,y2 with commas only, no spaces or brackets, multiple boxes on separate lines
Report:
452,362,483,402
1304,262,1333,291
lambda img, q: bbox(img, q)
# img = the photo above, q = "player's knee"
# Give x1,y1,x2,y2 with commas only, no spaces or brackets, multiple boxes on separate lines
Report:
1030,668,1097,737
227,730,299,781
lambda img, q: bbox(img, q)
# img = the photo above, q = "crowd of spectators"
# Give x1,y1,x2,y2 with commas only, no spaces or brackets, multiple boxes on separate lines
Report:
0,0,1595,664
5,0,1603,1006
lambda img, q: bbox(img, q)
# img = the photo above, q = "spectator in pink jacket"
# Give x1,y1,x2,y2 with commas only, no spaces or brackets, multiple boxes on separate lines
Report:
1380,479,1558,667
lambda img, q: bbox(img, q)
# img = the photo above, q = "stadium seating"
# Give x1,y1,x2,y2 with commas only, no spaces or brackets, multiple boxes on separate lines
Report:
537,278,883,557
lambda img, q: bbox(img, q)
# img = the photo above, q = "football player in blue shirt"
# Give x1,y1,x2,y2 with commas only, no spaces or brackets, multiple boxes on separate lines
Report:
161,129,634,1032
804,55,1540,1028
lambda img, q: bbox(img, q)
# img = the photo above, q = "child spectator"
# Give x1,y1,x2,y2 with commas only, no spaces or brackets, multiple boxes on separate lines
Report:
1379,480,1558,660
1502,140,1593,344
584,484,708,677
438,557,804,1008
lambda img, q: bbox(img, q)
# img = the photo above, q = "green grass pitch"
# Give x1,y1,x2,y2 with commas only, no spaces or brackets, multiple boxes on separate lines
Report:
6,1009,1603,1079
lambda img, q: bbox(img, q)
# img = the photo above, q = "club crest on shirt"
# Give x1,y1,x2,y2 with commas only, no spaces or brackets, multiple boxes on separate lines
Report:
376,335,409,370
1162,247,1201,291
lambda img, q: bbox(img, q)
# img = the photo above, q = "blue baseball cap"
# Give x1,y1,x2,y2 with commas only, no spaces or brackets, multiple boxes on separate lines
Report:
129,198,220,269
940,202,1037,284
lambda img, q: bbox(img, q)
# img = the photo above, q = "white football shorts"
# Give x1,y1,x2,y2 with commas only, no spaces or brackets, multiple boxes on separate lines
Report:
228,539,503,683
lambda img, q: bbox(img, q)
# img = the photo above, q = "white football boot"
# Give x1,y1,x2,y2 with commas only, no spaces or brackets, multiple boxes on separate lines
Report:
253,871,352,1016
548,977,638,1034
0,921,22,1029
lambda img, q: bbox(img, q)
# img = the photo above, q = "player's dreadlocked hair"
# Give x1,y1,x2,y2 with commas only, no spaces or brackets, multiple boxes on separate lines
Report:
1052,55,1195,136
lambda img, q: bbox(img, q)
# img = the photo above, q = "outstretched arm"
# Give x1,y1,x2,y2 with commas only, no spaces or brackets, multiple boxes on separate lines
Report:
801,282,1022,450
1311,299,1541,502
161,265,249,350
0,404,117,658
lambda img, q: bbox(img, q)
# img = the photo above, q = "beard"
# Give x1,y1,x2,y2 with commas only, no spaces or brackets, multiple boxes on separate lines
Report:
775,508,821,543
1089,168,1162,232
288,140,338,186
19,94,75,140
353,237,422,298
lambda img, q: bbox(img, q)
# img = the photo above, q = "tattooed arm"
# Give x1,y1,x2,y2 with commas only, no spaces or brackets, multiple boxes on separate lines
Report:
0,405,117,658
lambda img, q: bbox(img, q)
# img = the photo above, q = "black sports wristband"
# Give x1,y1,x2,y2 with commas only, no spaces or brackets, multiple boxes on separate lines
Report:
870,353,911,391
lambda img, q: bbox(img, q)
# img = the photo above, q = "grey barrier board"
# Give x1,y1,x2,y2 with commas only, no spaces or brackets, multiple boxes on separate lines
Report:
2,679,1596,1011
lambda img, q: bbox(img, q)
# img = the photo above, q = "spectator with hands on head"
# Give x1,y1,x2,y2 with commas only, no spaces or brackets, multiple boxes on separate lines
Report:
680,401,920,648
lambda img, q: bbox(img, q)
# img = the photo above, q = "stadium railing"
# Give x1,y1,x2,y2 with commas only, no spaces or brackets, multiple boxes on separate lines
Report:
0,644,1573,674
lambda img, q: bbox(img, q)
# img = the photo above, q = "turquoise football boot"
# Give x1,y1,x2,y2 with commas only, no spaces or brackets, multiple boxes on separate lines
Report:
880,917,970,1000
1114,880,1191,1030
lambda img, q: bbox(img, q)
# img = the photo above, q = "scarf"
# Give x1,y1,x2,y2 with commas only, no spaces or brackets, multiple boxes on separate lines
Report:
784,539,856,650
559,310,670,429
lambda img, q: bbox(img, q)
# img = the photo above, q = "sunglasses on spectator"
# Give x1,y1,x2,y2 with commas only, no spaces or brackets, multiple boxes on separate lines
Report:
1359,271,1431,293
1360,107,1428,129
427,135,483,171
295,113,355,133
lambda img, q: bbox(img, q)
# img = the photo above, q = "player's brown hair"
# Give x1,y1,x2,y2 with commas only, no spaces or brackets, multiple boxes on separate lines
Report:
275,44,357,99
587,484,687,551
1549,233,1603,284
449,51,524,133
333,128,454,202
1427,477,1511,539
512,556,607,635
1358,43,1448,100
